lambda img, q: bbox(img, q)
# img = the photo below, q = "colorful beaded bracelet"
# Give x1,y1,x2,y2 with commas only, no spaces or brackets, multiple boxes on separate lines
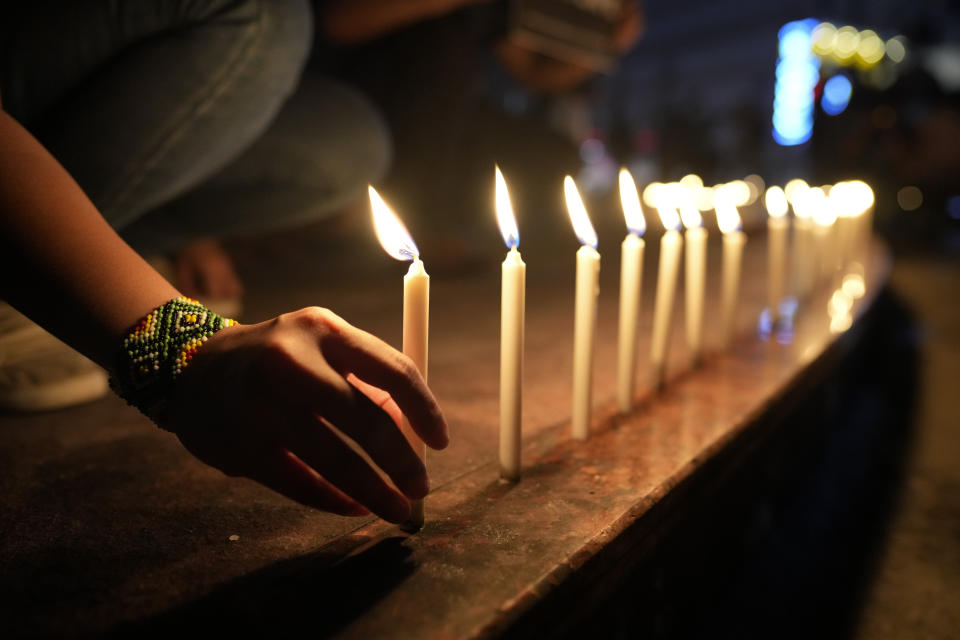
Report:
109,296,237,421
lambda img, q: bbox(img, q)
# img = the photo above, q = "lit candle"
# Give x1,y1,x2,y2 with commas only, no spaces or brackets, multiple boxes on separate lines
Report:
369,186,429,532
715,188,746,350
679,186,707,365
830,181,856,271
809,188,836,282
495,167,525,481
650,200,683,390
765,185,789,323
845,180,875,266
859,182,875,265
564,176,600,440
788,182,815,300
616,168,646,413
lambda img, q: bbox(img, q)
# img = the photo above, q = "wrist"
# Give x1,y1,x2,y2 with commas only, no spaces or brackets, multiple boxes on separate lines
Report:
109,297,238,422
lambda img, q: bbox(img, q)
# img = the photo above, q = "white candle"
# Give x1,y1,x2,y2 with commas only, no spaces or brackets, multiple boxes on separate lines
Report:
564,176,600,440
829,181,857,271
650,205,682,391
495,167,525,481
616,169,646,413
860,184,875,266
680,196,707,365
845,180,875,266
809,188,836,283
765,186,789,323
789,184,815,298
369,186,429,532
716,194,745,350
792,214,814,299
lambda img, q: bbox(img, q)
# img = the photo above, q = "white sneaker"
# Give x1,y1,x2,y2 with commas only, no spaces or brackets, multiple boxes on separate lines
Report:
0,304,109,412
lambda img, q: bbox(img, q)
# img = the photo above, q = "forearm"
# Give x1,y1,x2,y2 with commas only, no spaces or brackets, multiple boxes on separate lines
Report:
0,109,180,370
319,0,478,44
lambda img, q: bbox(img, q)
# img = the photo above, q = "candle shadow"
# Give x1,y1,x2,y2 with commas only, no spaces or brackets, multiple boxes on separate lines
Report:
108,533,417,637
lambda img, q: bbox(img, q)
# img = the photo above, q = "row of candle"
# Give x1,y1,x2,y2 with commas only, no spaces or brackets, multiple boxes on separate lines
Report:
368,171,875,529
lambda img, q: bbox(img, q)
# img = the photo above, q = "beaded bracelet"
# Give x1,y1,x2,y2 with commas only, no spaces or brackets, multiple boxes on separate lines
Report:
110,296,237,421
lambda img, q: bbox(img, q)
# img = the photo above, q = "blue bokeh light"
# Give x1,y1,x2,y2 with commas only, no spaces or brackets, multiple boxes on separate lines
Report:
822,75,853,115
773,19,819,146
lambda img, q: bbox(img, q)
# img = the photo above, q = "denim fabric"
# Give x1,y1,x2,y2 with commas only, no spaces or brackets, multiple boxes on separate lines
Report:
1,0,390,252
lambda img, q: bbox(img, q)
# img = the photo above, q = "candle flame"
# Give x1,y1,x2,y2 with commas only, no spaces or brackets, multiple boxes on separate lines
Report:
677,186,703,229
828,181,857,218
495,166,519,249
765,185,789,218
369,186,418,261
723,180,752,207
564,175,598,248
642,181,665,209
618,168,646,236
713,184,742,234
791,184,815,219
845,179,874,215
784,178,809,204
656,206,682,232
807,187,837,226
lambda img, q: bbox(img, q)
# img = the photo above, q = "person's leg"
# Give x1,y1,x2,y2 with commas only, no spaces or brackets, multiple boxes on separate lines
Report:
0,0,313,410
1,0,313,231
120,71,392,252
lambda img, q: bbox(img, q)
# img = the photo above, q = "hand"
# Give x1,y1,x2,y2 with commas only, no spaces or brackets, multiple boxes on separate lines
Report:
161,307,449,524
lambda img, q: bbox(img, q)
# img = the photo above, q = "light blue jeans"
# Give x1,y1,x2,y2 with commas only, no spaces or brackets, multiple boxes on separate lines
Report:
1,0,391,252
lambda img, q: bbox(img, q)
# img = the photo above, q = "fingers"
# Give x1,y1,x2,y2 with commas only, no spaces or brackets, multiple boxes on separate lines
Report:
348,373,403,427
285,415,413,524
313,377,429,500
319,318,449,450
265,350,428,500
245,448,369,517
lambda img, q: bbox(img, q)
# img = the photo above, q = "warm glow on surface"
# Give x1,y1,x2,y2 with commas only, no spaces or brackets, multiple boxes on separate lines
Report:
564,175,598,248
495,166,519,249
369,186,418,261
765,186,789,218
618,168,646,236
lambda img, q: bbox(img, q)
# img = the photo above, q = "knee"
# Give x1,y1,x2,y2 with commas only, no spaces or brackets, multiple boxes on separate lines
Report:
281,75,393,205
241,0,314,104
187,0,314,104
